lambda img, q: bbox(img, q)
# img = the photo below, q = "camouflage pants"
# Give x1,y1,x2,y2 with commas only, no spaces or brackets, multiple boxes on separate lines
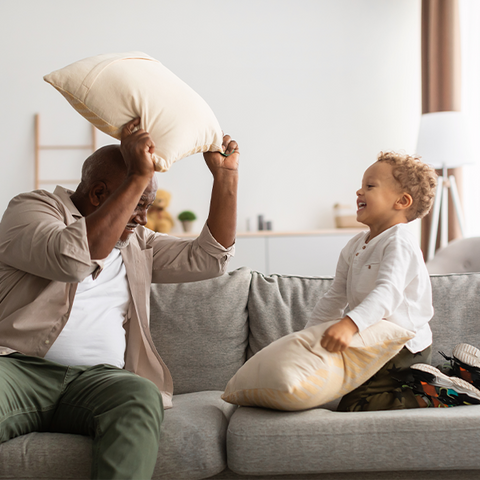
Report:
337,346,432,412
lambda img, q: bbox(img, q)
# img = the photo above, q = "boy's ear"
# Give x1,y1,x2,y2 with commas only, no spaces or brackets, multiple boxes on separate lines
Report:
395,193,413,211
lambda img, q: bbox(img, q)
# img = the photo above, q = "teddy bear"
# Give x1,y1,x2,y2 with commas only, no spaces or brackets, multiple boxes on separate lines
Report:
145,189,175,233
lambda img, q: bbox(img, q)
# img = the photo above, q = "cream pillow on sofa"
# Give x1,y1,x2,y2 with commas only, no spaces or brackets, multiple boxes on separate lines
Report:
222,320,414,411
44,52,224,172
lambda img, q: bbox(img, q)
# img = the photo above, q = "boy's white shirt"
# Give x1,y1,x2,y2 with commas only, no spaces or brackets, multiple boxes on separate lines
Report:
305,223,433,353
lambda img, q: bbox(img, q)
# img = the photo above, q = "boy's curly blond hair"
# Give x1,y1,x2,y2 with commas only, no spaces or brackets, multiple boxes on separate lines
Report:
377,151,438,221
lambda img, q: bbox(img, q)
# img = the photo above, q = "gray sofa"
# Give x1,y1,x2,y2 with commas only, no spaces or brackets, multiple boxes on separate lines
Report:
1,267,480,480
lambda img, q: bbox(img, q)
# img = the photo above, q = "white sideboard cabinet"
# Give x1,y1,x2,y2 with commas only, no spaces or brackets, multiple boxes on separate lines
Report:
224,229,365,276
175,229,365,276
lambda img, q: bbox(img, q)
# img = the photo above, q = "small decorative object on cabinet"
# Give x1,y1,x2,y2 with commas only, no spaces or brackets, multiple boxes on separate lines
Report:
178,211,197,233
257,214,273,231
333,203,364,228
145,190,174,233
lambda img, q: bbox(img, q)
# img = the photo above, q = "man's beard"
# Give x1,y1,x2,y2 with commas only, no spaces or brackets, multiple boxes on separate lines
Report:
115,238,131,249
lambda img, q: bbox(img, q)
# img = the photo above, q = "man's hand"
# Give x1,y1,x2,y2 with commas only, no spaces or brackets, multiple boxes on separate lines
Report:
204,135,239,176
120,118,156,179
321,316,359,353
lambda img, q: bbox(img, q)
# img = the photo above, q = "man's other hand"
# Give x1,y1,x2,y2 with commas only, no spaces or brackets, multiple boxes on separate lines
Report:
204,135,239,176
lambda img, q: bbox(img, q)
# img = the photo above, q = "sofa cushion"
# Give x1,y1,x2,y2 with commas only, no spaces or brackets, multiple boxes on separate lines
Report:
0,391,236,480
222,320,414,411
150,268,251,394
209,468,480,480
429,273,480,367
153,391,237,479
44,51,224,172
247,272,334,358
0,432,91,479
226,404,480,475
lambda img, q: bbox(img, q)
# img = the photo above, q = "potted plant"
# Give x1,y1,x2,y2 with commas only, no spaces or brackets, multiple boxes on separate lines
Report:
178,210,197,232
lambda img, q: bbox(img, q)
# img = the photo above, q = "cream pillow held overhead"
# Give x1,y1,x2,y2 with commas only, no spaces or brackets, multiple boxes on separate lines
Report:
44,52,224,172
222,320,415,411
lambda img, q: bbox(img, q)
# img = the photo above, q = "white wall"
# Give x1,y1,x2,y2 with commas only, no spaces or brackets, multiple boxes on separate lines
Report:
0,0,422,235
461,0,480,237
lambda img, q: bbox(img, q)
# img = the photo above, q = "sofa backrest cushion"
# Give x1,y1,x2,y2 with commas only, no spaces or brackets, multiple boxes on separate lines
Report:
429,273,480,367
247,272,334,358
149,267,251,394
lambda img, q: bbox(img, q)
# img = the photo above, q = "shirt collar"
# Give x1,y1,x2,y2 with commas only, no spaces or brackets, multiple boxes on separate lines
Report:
53,185,83,219
365,223,405,246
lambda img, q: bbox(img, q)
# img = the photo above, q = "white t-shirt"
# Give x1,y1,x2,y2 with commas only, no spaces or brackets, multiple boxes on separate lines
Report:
305,223,433,353
45,248,130,367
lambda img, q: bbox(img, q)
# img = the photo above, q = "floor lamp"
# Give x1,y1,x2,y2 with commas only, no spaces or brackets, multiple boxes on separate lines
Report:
416,112,472,261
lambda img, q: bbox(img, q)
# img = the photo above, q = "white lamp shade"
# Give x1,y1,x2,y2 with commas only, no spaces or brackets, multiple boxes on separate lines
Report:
416,111,473,169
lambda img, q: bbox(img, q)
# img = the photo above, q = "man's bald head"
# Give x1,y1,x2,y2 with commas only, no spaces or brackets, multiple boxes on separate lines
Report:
71,143,158,225
76,145,127,196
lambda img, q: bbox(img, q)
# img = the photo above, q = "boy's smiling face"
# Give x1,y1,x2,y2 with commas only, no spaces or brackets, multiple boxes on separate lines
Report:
356,161,409,237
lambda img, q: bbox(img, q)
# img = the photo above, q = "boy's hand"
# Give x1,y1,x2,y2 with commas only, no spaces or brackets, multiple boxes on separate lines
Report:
321,316,359,353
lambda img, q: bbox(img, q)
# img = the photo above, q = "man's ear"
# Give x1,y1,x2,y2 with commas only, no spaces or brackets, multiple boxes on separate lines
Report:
395,193,413,211
88,182,109,208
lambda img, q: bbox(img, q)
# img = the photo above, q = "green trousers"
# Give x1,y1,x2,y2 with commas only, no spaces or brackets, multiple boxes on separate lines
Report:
0,353,163,480
338,346,432,411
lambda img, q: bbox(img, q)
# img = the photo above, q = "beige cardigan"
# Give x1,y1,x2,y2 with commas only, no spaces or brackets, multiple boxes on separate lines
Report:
0,186,234,408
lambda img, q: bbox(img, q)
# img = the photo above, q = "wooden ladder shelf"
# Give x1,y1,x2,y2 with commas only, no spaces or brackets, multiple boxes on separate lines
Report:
34,113,97,189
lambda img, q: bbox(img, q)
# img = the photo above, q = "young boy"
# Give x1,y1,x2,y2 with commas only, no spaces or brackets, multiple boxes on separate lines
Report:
305,151,438,411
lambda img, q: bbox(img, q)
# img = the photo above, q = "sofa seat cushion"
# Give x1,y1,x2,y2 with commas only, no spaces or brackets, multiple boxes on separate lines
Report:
226,405,480,476
0,432,91,479
154,391,237,479
0,391,236,480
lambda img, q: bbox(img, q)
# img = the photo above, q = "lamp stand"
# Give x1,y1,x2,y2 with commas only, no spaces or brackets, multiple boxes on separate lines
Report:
427,166,465,261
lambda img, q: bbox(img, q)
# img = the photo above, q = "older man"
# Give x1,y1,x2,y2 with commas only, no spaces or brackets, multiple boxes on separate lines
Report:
0,118,239,479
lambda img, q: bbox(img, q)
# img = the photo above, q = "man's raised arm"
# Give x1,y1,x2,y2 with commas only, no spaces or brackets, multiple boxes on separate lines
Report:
71,118,157,260
204,135,239,248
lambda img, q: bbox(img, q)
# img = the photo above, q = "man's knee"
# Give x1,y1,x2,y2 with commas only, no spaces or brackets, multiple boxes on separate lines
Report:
111,373,164,422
